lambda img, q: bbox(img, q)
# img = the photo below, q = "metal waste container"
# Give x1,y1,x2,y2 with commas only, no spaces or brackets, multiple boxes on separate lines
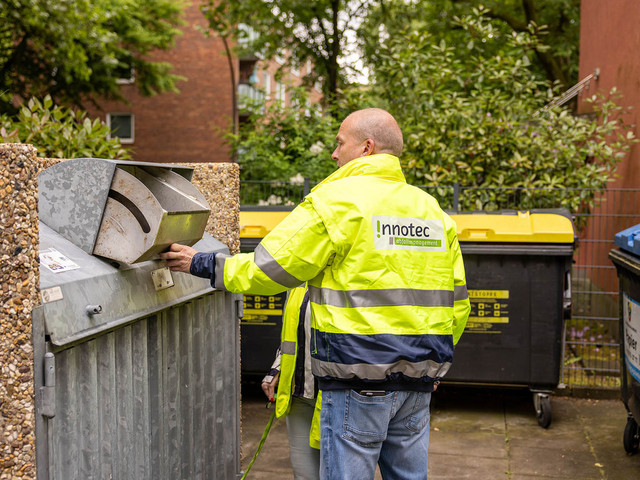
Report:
609,224,640,454
34,159,242,479
238,207,292,377
445,210,575,428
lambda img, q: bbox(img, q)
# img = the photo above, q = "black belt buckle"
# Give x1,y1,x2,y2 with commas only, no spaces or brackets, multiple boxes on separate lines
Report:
358,390,386,397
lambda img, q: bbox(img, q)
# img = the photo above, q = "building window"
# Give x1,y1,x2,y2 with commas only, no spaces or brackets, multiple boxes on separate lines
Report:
115,67,135,85
107,113,134,144
275,81,286,104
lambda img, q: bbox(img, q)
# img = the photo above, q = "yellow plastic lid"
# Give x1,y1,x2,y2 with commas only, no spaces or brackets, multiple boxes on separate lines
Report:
240,209,575,243
451,211,575,243
239,210,292,238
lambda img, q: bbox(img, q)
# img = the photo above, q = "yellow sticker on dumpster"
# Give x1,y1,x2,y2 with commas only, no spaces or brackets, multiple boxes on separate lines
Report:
466,290,510,334
241,293,286,326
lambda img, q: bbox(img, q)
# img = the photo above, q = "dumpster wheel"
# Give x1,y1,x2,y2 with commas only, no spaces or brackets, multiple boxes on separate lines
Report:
623,416,639,454
533,393,552,428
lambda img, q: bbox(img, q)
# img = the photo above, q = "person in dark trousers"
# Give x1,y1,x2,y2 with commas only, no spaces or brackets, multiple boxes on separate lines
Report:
261,284,320,480
161,107,470,480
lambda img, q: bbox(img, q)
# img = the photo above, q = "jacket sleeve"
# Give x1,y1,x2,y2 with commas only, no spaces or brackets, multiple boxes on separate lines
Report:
262,347,282,384
215,200,335,295
445,214,471,345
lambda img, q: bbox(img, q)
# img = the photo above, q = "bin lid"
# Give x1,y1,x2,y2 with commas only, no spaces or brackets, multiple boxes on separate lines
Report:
450,210,575,244
240,208,293,238
240,208,575,244
615,224,640,256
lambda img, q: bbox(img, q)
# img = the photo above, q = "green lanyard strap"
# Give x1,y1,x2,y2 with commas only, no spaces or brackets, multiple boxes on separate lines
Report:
241,408,277,479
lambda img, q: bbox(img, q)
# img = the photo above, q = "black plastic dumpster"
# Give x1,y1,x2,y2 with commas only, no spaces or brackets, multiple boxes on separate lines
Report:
239,207,293,377
445,210,575,428
609,224,640,454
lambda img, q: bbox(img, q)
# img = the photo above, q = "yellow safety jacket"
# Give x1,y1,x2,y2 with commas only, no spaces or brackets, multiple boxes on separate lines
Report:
216,154,470,393
274,285,308,419
273,284,322,449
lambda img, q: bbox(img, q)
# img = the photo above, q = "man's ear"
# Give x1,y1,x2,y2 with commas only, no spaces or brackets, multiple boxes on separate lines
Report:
362,138,375,156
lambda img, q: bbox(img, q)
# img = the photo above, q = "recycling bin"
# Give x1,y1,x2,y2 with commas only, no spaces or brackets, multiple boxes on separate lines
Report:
445,209,575,428
609,224,640,454
239,207,293,377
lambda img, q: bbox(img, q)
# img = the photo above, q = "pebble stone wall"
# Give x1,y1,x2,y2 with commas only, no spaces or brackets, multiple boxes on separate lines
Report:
0,144,39,479
0,144,239,479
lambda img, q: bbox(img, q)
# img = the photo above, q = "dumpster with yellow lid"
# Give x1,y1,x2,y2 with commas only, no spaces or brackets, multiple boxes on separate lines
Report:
447,209,575,428
239,207,294,377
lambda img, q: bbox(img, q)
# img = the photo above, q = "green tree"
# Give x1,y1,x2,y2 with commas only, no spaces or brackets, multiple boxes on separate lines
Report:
230,88,340,183
369,10,635,213
200,0,376,104
361,0,580,88
1,96,130,159
0,0,186,114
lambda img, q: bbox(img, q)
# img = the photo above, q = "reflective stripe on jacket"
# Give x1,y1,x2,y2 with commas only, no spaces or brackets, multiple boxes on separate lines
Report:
217,153,470,391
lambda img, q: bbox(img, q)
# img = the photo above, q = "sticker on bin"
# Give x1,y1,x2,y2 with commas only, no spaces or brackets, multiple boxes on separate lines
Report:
40,248,80,273
241,293,286,326
466,290,510,334
623,293,640,382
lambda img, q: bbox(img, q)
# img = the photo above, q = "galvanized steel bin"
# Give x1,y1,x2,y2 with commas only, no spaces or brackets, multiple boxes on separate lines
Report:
33,159,241,479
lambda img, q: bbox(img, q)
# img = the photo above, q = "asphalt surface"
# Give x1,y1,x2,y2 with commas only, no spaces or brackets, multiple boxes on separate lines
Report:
240,383,640,480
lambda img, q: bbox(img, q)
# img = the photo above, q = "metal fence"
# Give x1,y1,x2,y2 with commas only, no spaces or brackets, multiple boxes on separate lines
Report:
240,180,640,390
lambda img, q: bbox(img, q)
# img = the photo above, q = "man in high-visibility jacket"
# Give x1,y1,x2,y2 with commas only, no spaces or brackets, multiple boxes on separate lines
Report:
161,107,470,480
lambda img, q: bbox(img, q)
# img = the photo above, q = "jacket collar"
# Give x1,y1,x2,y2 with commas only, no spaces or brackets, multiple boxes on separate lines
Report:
311,154,406,193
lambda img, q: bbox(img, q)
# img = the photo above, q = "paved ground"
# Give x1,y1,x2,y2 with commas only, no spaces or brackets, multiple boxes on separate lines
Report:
240,382,640,480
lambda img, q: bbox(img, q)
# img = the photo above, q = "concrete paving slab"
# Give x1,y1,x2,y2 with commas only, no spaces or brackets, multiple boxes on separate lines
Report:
428,453,509,479
508,445,600,478
428,429,507,458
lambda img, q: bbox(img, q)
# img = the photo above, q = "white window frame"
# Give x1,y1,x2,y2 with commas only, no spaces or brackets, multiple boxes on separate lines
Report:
275,81,286,104
263,72,271,100
116,68,135,85
107,113,135,144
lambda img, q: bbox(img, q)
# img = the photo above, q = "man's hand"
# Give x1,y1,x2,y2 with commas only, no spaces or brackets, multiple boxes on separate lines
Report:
261,372,280,402
159,243,198,273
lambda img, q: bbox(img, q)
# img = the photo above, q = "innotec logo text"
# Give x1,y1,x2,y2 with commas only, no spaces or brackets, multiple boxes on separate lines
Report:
372,215,446,251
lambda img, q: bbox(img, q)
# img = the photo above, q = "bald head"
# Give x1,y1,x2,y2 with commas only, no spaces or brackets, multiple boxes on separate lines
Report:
345,108,403,156
331,108,404,167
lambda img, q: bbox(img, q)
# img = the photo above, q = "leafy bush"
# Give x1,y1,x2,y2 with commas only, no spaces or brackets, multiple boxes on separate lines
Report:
0,96,130,159
230,87,340,183
370,9,637,213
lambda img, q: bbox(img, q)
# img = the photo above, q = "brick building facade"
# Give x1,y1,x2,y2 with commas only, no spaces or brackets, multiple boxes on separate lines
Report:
88,2,322,165
87,4,236,164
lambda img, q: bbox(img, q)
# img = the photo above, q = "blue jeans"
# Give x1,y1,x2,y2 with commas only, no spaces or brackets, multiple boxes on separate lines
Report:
320,389,431,480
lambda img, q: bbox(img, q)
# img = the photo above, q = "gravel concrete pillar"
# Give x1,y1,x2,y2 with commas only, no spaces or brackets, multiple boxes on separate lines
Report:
186,162,240,255
0,144,39,479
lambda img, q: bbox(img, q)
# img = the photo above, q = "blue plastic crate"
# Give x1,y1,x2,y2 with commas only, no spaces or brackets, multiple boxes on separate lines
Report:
615,224,640,256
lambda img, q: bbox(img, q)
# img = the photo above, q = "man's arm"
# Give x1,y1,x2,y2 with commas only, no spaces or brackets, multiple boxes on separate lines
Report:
445,215,471,345
161,200,335,295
